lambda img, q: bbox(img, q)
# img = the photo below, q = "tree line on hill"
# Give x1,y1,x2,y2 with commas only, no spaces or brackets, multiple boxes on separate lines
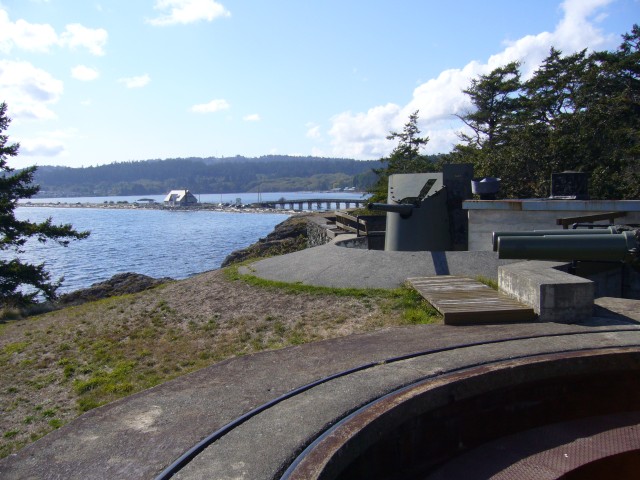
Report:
32,156,379,197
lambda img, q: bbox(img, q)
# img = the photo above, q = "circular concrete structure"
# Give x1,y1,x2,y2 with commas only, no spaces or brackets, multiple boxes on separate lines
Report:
3,324,640,480
284,349,640,480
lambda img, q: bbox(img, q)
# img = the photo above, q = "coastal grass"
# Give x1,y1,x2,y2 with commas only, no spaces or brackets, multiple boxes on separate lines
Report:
225,262,440,324
475,275,499,290
224,262,390,297
0,265,440,459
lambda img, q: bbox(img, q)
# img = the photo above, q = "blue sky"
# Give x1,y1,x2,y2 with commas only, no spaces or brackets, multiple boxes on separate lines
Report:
1,0,638,168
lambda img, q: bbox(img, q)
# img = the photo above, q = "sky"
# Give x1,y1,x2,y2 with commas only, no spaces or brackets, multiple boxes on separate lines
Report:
0,0,638,169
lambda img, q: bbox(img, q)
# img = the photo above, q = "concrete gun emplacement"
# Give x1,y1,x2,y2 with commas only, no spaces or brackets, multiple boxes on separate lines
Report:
494,227,640,269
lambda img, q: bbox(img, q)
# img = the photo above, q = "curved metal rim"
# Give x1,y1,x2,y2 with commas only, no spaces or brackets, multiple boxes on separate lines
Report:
280,346,640,480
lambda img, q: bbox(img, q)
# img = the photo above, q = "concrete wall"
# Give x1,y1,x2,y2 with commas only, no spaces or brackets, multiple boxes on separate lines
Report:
306,217,333,247
306,214,382,250
499,261,594,323
464,200,640,251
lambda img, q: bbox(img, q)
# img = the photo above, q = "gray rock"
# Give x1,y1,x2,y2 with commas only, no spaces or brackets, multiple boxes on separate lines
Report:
56,272,173,306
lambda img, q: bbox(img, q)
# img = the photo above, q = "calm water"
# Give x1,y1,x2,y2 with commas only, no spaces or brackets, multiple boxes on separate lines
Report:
10,206,289,293
8,192,367,294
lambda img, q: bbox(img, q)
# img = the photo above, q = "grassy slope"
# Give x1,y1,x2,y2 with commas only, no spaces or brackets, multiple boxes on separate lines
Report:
0,264,440,458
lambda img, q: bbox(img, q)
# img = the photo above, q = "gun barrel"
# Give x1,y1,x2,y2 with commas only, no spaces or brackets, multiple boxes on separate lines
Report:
492,228,616,251
367,202,414,218
497,231,638,263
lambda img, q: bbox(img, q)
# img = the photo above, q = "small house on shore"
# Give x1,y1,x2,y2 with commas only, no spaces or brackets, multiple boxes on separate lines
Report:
164,190,198,206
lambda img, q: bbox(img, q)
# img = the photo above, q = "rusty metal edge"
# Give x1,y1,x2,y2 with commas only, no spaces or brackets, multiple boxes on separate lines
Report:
281,347,640,480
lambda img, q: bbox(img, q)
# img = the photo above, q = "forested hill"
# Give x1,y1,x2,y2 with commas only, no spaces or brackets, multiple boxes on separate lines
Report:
31,155,379,197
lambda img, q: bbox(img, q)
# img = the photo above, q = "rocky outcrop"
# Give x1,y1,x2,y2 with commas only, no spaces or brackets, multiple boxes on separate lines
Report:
56,272,173,307
221,214,313,267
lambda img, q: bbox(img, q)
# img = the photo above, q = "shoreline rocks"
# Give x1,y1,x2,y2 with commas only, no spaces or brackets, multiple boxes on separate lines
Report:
221,214,314,267
56,272,173,307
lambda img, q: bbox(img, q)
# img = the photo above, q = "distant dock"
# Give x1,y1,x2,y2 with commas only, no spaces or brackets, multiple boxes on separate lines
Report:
19,197,367,213
254,198,367,211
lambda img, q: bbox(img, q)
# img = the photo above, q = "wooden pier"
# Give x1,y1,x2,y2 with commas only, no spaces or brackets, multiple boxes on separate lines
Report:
407,275,535,325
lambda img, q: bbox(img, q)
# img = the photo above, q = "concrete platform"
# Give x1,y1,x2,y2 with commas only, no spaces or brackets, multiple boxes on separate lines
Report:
240,242,518,289
2,321,640,480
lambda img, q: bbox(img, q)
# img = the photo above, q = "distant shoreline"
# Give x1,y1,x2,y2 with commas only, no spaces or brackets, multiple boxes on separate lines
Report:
19,201,298,214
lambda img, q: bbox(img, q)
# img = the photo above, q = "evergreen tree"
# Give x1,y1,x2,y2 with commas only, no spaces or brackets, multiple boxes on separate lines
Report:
368,111,437,202
452,26,640,200
452,62,524,195
0,102,89,307
457,61,522,150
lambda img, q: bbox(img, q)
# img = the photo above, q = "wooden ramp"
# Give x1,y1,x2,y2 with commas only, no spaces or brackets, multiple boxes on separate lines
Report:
407,276,536,325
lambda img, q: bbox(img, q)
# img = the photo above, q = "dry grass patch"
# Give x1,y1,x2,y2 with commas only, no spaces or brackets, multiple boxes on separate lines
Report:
0,267,440,457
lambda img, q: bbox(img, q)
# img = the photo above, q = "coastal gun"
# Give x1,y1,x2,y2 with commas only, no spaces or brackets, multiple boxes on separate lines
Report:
495,227,640,269
491,227,618,252
367,173,450,251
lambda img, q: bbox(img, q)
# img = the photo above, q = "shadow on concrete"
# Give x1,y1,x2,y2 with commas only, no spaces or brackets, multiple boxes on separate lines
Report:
590,307,640,326
430,251,450,275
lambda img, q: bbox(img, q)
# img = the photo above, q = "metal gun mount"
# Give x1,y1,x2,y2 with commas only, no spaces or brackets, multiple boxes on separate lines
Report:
494,227,640,269
367,173,450,252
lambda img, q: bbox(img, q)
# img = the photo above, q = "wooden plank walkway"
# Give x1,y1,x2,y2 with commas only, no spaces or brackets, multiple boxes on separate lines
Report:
407,275,536,325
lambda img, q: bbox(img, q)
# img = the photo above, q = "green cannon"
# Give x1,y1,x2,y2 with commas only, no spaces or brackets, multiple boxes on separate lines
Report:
494,228,639,267
491,227,618,251
367,173,450,251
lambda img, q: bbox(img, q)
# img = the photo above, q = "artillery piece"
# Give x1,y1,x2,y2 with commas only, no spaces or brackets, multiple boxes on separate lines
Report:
494,227,640,269
368,173,450,251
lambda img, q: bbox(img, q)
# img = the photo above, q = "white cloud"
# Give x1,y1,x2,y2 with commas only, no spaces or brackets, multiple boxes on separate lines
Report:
118,74,151,88
71,65,99,81
243,113,260,122
18,137,66,157
16,127,78,159
328,103,401,158
326,0,615,159
0,9,107,55
190,99,230,113
306,123,322,139
0,59,63,120
147,0,230,26
59,23,108,56
0,9,58,53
